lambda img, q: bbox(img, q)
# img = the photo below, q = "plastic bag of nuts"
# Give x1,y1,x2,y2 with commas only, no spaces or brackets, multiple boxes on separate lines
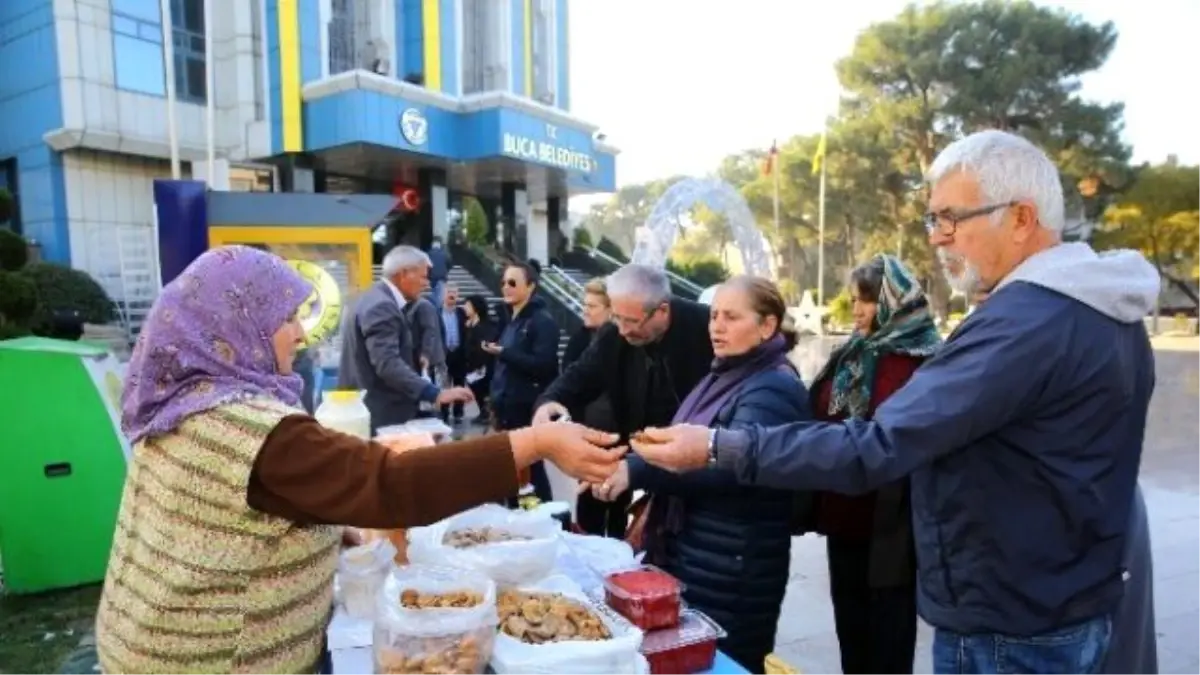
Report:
373,564,499,674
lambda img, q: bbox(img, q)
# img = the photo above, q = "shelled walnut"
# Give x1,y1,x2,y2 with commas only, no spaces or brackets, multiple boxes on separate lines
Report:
496,590,612,644
374,630,491,675
398,589,484,609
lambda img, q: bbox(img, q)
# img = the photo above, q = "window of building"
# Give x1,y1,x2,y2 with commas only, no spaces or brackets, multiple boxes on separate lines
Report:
111,0,207,105
171,0,206,104
462,0,505,95
530,0,554,105
0,158,20,236
112,0,166,96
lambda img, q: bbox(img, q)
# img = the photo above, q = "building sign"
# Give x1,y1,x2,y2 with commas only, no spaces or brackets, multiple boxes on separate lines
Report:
400,108,428,145
501,123,593,172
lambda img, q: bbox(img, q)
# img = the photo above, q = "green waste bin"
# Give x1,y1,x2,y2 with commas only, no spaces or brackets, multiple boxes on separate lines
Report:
0,337,129,594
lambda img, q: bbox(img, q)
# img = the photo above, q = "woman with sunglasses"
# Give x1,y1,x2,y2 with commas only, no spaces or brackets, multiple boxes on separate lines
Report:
483,261,561,501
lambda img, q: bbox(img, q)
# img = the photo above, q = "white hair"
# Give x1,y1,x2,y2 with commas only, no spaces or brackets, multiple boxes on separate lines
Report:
927,130,1066,234
606,263,672,309
381,245,431,277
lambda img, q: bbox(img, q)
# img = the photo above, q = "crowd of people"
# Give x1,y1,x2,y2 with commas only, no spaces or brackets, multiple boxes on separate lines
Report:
93,129,1162,675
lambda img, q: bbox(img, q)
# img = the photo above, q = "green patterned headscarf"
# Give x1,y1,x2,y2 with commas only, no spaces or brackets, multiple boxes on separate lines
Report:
817,254,942,418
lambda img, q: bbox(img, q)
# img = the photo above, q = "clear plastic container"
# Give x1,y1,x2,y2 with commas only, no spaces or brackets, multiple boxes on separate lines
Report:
337,539,394,620
316,389,371,439
603,565,684,631
373,564,498,674
640,610,727,674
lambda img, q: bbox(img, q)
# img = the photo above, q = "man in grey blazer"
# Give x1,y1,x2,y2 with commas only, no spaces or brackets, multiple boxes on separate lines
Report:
339,245,473,431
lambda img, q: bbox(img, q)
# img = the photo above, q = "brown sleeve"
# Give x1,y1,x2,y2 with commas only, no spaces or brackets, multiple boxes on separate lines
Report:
247,415,519,529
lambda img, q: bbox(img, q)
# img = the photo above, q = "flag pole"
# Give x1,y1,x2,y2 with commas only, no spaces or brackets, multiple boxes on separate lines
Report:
772,146,781,241
159,0,181,179
817,137,827,306
204,0,215,184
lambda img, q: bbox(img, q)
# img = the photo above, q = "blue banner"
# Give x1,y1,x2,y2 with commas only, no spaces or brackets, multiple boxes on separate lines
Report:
153,180,209,287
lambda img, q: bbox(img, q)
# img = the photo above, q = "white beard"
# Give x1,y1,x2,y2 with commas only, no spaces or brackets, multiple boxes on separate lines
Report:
937,249,983,296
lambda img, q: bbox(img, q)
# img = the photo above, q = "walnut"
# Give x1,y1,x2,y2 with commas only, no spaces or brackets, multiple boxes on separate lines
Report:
496,590,612,644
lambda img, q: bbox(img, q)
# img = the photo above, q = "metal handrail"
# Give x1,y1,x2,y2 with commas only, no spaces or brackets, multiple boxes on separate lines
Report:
585,246,707,297
548,264,585,295
539,274,584,315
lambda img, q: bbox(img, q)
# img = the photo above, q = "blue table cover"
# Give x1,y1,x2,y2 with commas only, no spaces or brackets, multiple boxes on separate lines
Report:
701,650,750,674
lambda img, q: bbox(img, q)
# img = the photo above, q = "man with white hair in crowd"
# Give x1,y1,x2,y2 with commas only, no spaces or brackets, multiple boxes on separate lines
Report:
533,264,713,448
339,245,473,431
634,130,1161,674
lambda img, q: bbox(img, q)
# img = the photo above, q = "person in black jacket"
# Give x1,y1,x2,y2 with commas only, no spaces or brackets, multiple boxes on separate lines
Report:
437,285,470,424
591,276,809,672
461,294,498,424
485,261,560,501
534,263,714,450
563,277,626,538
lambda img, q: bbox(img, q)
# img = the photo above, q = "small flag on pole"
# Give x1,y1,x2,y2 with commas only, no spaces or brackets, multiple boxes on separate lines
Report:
811,131,827,176
763,140,779,176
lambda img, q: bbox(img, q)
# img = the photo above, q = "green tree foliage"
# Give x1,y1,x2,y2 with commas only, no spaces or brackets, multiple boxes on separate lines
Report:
21,262,116,328
0,227,29,271
462,197,489,245
0,188,14,224
571,227,593,249
1095,161,1199,304
576,176,689,255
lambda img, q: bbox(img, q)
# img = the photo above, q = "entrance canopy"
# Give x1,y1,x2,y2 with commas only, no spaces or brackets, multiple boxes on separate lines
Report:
299,73,618,201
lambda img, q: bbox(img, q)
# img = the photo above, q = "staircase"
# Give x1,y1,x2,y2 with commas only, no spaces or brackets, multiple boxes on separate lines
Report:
372,264,572,361
558,267,594,289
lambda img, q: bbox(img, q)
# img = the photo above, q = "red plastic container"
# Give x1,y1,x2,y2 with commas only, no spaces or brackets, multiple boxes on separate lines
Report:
641,610,727,674
603,565,683,630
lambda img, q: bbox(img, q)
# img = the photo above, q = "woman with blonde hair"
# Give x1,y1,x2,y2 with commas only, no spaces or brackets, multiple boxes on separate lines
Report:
563,277,625,536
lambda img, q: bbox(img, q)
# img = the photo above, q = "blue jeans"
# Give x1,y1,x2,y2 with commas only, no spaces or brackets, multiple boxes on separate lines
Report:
933,614,1111,674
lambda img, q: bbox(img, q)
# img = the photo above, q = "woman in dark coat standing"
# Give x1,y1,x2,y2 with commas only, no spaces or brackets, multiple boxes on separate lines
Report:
809,254,941,674
563,278,625,537
592,276,810,672
461,295,498,424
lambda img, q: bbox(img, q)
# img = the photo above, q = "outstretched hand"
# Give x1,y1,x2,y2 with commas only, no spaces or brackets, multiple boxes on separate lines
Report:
629,424,711,473
535,422,625,485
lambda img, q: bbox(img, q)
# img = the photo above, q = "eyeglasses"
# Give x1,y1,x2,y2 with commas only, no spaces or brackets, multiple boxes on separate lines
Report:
610,304,663,330
923,201,1017,236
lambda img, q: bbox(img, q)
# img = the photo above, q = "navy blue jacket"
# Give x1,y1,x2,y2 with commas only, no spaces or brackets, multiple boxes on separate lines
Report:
490,296,560,428
715,276,1156,635
628,367,810,669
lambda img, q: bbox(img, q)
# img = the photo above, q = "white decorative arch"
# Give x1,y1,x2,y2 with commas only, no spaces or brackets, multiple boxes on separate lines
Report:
630,177,774,279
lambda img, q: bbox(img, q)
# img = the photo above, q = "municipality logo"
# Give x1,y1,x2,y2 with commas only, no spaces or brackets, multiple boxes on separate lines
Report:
400,108,428,145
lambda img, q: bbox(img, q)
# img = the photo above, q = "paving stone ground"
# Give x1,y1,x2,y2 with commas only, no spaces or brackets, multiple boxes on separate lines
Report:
9,338,1196,674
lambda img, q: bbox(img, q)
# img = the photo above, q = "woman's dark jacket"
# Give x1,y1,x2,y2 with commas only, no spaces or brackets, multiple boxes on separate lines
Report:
626,367,811,670
561,326,616,431
490,296,560,429
812,352,923,588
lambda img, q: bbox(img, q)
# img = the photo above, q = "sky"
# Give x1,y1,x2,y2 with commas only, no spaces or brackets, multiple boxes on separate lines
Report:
566,0,1199,207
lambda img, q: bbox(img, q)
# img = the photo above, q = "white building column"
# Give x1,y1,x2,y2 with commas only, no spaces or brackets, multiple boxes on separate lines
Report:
527,201,549,265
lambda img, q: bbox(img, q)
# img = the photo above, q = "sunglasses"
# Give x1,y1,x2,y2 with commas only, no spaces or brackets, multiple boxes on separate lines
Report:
503,278,522,288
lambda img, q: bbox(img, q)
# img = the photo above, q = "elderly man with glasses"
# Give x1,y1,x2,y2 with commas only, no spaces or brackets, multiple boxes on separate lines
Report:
533,264,714,455
634,130,1162,674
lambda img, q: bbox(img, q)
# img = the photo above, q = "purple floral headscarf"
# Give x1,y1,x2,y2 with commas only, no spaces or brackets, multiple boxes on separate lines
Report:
121,246,313,444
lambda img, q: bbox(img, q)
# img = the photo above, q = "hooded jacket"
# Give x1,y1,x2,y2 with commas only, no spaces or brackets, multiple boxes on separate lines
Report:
716,243,1161,636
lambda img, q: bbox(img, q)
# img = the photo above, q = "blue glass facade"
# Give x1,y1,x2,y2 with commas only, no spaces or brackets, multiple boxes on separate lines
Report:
0,0,68,261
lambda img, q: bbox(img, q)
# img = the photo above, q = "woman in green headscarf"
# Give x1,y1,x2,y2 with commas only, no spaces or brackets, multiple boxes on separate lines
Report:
809,254,941,675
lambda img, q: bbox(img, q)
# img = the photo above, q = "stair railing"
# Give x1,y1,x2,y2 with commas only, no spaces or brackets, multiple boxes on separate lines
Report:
452,243,583,334
584,247,706,300
548,264,585,296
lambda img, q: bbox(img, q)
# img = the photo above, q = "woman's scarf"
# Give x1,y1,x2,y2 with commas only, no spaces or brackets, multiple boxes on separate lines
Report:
815,254,942,418
672,334,792,426
121,246,313,444
641,334,794,563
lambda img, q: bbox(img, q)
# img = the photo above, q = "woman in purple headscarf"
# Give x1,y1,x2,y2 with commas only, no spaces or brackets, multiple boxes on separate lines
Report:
589,275,813,672
94,246,623,675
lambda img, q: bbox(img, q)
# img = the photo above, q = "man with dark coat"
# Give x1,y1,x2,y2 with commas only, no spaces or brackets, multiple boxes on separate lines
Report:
534,264,714,446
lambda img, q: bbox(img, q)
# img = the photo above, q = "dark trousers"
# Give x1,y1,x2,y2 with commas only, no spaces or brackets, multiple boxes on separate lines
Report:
827,536,918,674
440,351,467,421
575,489,632,538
